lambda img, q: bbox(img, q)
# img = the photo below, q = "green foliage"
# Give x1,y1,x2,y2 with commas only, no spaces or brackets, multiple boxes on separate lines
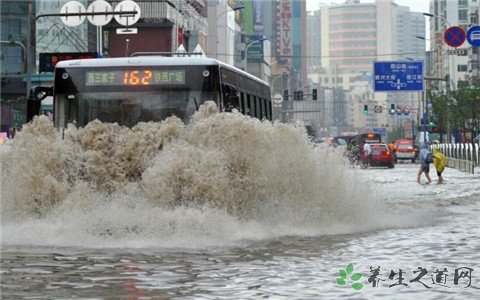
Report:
429,88,480,132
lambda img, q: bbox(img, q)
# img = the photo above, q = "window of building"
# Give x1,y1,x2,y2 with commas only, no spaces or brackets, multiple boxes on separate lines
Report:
458,0,468,6
457,65,467,72
459,10,468,21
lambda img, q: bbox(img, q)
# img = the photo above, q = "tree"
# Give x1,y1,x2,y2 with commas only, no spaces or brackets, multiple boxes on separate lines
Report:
429,88,480,142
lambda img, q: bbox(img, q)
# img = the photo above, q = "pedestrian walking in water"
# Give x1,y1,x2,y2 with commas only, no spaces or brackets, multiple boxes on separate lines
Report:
9,127,16,139
362,142,371,166
432,147,446,183
417,143,432,184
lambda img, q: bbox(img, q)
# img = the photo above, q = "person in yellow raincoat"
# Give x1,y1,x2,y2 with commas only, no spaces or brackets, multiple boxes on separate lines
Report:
432,147,446,183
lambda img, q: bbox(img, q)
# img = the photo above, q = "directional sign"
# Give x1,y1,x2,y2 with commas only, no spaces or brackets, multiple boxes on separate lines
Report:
444,26,466,47
467,25,480,47
374,61,424,92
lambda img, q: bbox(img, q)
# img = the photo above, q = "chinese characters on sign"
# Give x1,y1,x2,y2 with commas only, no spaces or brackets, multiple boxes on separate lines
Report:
374,61,424,92
369,266,473,289
85,70,186,86
336,264,474,291
276,0,292,57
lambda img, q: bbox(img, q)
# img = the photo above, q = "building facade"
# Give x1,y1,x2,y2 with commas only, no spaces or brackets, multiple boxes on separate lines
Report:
307,0,425,135
428,0,472,92
1,0,35,131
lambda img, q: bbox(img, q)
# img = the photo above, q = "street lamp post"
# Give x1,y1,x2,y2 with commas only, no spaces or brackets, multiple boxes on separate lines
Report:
215,5,244,59
271,74,285,92
422,13,451,27
415,34,452,144
244,37,268,73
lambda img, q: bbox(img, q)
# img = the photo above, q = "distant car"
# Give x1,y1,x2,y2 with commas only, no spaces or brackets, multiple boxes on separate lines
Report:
394,138,417,163
367,143,395,168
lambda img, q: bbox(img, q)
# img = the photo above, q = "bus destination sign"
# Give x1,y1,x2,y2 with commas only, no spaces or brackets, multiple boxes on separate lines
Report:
85,69,186,86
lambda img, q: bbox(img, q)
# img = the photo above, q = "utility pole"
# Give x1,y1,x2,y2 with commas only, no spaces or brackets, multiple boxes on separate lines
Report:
26,0,34,123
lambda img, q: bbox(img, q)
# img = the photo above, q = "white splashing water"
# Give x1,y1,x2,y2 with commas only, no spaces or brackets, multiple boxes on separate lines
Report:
1,102,408,248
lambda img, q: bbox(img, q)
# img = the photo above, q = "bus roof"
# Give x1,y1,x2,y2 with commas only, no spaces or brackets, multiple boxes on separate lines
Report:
55,56,270,86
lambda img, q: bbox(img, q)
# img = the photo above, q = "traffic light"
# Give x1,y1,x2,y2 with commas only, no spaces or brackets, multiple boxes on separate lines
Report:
429,118,435,126
312,89,318,100
389,104,395,115
294,90,303,100
363,105,368,115
284,89,289,101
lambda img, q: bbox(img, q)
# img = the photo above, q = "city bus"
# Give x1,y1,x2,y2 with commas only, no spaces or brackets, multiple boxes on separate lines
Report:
42,56,271,129
353,132,382,148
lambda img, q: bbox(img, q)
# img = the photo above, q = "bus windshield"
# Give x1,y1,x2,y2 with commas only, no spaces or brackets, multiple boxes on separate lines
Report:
54,64,219,128
74,90,214,127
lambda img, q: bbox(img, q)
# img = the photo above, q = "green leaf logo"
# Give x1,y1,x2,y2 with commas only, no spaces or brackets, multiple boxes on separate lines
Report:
335,263,364,291
352,282,364,290
351,273,362,281
346,263,354,274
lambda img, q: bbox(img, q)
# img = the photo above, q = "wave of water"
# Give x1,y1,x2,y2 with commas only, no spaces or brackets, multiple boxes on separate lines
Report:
1,102,420,248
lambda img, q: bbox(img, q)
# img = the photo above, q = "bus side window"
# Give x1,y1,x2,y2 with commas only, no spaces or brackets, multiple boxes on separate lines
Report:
239,92,245,114
222,84,240,112
250,95,257,118
266,100,272,120
255,96,261,119
246,94,251,116
258,97,263,119
261,98,266,119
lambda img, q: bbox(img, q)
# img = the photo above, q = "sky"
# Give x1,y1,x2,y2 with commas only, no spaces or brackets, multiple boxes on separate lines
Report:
306,0,429,13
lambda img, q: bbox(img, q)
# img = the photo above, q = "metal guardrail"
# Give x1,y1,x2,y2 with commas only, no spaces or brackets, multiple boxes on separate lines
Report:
435,142,479,174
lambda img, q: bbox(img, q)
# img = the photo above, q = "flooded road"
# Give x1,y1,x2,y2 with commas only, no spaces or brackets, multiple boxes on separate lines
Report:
1,114,479,299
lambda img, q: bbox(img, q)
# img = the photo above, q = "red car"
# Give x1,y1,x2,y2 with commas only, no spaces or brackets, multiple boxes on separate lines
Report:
362,143,395,168
394,138,417,163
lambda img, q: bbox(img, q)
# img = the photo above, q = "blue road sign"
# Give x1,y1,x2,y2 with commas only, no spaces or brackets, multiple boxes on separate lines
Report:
467,25,480,47
374,61,424,92
444,26,466,47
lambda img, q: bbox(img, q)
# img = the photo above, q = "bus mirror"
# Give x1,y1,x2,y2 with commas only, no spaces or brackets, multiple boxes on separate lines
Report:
26,96,42,122
26,86,53,122
32,86,53,101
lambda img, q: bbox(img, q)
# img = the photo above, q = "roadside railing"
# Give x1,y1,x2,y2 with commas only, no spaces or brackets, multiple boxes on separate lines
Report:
436,142,479,174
